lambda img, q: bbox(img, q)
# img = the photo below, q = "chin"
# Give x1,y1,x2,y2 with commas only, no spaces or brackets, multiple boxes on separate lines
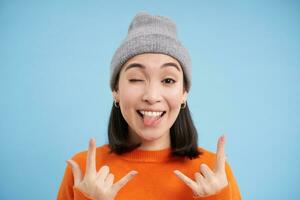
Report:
142,135,161,141
138,131,165,141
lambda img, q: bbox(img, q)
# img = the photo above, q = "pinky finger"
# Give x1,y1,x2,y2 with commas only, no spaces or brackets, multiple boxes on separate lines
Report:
66,159,82,186
112,171,138,194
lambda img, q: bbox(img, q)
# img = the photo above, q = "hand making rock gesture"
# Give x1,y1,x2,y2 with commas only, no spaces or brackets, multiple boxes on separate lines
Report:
66,139,138,200
174,135,228,198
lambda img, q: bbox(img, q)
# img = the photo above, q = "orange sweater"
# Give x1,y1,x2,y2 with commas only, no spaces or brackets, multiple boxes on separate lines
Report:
57,144,241,200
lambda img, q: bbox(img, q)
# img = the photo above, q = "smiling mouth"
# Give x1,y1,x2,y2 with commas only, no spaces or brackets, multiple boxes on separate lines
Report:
136,111,166,119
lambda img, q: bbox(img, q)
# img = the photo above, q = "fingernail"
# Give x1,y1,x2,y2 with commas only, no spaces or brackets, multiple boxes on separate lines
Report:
89,138,96,146
221,134,226,143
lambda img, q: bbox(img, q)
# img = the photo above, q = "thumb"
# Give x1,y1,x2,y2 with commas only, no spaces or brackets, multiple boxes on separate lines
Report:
66,159,82,186
111,170,138,195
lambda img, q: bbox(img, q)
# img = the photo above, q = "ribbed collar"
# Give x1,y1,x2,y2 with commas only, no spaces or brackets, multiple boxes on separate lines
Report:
119,147,175,163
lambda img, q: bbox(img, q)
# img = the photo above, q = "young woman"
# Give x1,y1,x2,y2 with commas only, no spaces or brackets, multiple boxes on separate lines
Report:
57,12,242,200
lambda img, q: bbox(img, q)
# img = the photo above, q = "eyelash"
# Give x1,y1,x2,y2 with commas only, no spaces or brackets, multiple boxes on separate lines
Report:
129,78,176,84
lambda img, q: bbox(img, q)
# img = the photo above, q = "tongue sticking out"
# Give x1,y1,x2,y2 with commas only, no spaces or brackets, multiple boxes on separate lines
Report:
143,115,162,126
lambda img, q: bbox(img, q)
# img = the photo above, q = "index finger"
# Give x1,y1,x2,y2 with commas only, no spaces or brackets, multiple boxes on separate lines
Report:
86,138,97,177
214,135,226,174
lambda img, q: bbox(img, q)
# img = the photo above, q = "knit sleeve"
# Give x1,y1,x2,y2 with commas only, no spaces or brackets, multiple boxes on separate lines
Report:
192,162,242,200
73,187,95,200
57,161,96,200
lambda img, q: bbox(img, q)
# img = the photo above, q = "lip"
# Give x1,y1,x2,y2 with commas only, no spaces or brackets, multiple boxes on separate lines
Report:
137,109,166,112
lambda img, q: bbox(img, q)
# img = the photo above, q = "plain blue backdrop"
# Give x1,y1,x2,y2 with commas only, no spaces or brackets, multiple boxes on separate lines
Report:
1,1,299,199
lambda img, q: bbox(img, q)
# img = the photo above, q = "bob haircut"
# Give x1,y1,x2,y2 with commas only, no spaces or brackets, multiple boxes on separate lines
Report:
108,68,202,160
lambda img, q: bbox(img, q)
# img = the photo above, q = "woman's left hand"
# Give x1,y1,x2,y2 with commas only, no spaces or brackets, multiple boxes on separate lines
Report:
174,135,228,198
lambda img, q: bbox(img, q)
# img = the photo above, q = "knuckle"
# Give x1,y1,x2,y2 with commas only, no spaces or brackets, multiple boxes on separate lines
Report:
108,173,114,178
99,165,109,173
102,165,109,170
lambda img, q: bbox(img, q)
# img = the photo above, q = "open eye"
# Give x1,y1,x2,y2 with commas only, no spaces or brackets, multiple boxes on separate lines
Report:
162,78,176,84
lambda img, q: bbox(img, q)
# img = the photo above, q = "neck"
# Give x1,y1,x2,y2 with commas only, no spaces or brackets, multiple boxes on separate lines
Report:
137,135,171,150
129,129,171,151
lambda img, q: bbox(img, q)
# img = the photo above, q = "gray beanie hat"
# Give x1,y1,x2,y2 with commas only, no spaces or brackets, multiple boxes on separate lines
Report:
110,12,192,92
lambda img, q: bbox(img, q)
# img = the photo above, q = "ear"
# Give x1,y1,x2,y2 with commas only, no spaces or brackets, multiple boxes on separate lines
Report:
182,90,188,102
112,90,119,102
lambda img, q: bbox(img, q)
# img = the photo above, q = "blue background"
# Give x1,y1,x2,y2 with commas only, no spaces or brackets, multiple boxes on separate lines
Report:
1,1,299,199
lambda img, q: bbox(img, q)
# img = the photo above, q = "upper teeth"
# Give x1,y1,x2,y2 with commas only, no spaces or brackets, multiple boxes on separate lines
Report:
140,111,163,116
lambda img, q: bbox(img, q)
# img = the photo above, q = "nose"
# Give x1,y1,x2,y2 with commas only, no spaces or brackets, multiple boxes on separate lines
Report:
142,82,162,104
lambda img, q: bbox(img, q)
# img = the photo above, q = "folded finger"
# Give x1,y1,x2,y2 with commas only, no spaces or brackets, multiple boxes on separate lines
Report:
194,172,206,194
96,165,110,183
200,164,215,181
66,159,82,186
105,173,114,188
195,172,205,185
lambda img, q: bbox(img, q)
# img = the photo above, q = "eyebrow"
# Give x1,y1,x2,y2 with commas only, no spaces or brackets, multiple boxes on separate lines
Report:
124,62,181,72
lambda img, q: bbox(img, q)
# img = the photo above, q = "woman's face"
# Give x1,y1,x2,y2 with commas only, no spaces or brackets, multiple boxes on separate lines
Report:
113,53,188,149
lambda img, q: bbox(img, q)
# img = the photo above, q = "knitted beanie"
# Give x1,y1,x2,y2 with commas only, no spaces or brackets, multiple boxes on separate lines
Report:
110,12,192,92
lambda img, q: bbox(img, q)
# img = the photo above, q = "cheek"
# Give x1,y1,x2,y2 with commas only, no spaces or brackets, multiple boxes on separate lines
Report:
118,85,141,110
120,85,140,100
166,89,184,108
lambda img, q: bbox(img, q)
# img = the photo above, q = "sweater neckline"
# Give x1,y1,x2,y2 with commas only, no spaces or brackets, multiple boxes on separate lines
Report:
120,147,174,162
103,144,176,163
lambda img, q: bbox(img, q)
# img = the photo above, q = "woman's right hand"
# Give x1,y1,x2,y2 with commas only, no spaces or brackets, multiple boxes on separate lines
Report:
66,138,138,200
